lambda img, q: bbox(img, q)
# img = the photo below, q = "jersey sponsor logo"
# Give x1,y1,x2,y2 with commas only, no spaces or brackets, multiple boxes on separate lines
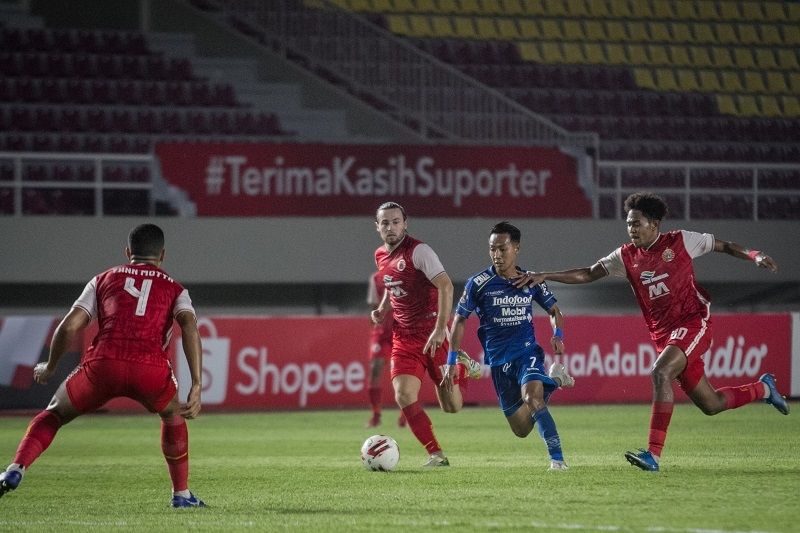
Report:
382,276,408,299
396,259,406,272
491,294,532,306
662,248,675,262
640,271,670,299
473,272,491,286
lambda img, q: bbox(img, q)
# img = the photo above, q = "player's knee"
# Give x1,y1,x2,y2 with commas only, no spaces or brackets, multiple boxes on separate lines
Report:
650,366,674,388
698,398,726,416
523,394,546,413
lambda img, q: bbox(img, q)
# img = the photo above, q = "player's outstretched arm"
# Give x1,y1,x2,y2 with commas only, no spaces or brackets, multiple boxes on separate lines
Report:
713,239,778,272
176,311,202,419
514,262,608,288
35,307,91,385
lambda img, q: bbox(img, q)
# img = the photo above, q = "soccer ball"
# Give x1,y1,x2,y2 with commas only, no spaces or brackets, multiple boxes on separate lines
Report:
361,434,400,471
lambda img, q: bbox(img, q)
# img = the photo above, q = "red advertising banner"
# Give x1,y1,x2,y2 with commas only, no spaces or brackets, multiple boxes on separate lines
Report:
155,142,590,217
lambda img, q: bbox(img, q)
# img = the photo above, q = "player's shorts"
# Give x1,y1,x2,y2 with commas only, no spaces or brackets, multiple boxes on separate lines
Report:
390,328,448,383
65,358,178,414
654,315,713,393
490,346,558,417
368,332,392,361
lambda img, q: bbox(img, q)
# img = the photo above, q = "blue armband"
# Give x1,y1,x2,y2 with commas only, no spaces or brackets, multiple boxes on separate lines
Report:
447,350,458,365
553,328,564,340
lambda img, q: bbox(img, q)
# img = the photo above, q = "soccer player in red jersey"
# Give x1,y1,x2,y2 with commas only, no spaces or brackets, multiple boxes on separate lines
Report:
364,270,406,428
0,224,206,506
371,202,481,467
518,192,789,472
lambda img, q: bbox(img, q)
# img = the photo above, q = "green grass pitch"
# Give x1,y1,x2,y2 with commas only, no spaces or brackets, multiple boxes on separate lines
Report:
0,402,797,532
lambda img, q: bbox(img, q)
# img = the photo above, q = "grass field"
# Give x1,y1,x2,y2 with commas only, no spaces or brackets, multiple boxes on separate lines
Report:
0,402,798,532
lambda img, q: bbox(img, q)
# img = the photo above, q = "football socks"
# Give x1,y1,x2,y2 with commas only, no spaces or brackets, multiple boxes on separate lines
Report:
401,401,441,455
532,408,563,462
161,415,190,492
13,410,62,468
647,401,673,459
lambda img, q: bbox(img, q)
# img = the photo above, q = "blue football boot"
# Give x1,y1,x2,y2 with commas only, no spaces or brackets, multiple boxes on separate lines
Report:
0,469,22,498
171,492,206,508
759,373,789,415
624,449,659,472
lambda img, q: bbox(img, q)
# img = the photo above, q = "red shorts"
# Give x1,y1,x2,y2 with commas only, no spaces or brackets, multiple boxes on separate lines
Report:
390,329,448,383
65,358,178,414
654,316,713,392
368,331,392,361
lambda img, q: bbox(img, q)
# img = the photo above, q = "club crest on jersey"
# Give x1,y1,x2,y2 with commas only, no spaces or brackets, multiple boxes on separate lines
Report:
662,248,675,262
396,259,406,272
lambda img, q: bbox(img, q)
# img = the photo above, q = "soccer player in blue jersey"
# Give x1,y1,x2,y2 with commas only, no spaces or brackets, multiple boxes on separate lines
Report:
445,221,575,470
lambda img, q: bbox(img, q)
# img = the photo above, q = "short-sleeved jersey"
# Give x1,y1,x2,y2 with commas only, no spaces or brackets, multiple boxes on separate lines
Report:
73,263,195,366
374,235,445,334
456,265,557,367
367,270,393,343
598,230,714,340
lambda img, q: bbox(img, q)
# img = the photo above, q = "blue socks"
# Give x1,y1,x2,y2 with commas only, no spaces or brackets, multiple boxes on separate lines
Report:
532,407,563,461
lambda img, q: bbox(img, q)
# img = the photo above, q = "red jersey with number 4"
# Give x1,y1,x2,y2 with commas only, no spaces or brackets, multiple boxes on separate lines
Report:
72,263,195,366
599,230,714,341
374,235,445,334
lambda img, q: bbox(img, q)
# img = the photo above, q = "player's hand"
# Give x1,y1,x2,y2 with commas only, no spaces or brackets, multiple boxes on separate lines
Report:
33,362,55,385
424,326,447,358
512,270,545,288
439,364,456,391
370,308,385,325
551,336,564,355
755,253,778,273
179,383,202,419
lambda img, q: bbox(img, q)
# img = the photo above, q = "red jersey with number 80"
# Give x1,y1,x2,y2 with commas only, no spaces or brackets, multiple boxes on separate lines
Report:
73,263,195,366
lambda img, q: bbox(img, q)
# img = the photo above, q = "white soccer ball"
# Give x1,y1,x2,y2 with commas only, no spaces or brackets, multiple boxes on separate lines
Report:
361,434,400,472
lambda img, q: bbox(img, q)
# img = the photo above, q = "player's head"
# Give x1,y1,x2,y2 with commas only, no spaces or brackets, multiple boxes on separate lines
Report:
623,192,667,248
375,201,408,248
489,221,521,274
127,223,165,262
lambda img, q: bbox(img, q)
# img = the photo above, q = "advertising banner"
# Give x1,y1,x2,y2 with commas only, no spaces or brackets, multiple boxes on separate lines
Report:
155,142,590,217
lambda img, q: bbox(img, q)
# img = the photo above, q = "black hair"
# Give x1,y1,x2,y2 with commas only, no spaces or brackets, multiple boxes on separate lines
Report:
376,201,407,221
624,192,669,221
490,221,521,243
128,223,165,257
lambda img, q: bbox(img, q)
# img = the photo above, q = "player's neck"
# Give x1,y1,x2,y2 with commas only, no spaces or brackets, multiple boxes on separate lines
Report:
129,256,160,266
643,233,661,250
495,265,517,279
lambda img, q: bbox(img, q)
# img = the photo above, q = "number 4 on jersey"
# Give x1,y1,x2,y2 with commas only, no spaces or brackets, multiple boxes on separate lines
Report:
124,277,152,316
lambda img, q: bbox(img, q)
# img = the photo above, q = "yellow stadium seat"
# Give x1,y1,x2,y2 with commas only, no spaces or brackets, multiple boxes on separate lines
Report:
759,23,781,45
565,0,589,17
605,21,627,41
655,68,680,91
759,95,781,116
541,42,564,62
479,0,503,14
496,18,519,39
649,22,671,42
563,20,584,40
744,71,767,93
781,96,800,117
453,16,476,37
499,0,524,14
372,0,394,11
543,0,569,16
437,0,458,11
649,45,671,66
584,20,606,41
777,49,800,70
716,94,737,115
763,2,786,21
698,70,722,91
387,15,411,34
789,3,800,21
460,0,481,13
521,0,546,15
628,22,649,42
348,0,371,11
737,24,760,45
695,0,719,20
667,45,691,66
562,42,585,63
586,0,611,18
677,69,700,91
630,1,653,18
783,25,800,45
430,15,456,36
715,24,738,45
690,46,714,67
634,68,656,89
414,0,437,12
475,17,500,38
736,95,759,116
671,23,693,43
674,1,697,19
584,42,607,63
518,19,540,38
608,0,632,18
741,1,765,21
652,1,675,19
718,2,742,20
712,47,736,68
518,41,542,61
394,0,415,10
408,15,434,36
691,23,716,44
541,19,564,39
733,48,757,69
627,44,649,65
790,73,800,93
606,43,627,64
721,70,745,92
755,48,779,70
765,71,788,93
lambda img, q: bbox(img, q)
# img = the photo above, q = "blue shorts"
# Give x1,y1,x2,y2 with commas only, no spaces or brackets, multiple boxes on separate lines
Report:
490,347,559,417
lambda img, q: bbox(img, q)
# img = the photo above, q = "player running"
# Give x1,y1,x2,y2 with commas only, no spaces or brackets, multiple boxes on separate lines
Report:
0,224,205,507
446,221,575,471
518,192,789,472
371,202,481,467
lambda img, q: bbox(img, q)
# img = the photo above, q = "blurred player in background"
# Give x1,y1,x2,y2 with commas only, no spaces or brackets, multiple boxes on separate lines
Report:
371,202,481,467
365,270,406,428
0,224,206,507
447,221,575,471
518,192,789,472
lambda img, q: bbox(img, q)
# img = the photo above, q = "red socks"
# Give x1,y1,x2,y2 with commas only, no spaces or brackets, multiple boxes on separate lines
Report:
401,401,441,454
647,401,674,459
161,415,189,492
13,410,62,468
720,382,764,410
368,387,382,415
